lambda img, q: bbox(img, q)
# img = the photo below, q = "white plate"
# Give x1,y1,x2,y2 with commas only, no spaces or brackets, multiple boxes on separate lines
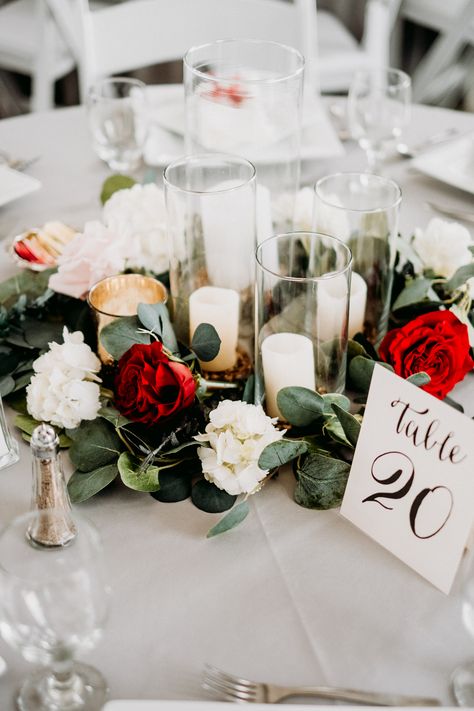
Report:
0,164,41,208
103,703,447,711
143,84,344,166
412,133,474,195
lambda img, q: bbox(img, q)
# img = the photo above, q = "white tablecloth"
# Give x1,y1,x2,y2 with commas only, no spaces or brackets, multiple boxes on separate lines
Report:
0,101,473,709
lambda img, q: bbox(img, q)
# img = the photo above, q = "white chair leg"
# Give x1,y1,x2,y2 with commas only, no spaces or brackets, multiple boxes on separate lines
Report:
31,0,56,112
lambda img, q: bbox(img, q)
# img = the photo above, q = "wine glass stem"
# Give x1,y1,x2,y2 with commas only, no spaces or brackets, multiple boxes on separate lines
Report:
366,147,383,174
47,652,83,703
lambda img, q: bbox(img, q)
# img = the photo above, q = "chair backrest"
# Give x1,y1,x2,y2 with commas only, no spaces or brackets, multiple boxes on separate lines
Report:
69,0,316,101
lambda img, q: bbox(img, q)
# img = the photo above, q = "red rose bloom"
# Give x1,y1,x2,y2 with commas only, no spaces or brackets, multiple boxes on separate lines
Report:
379,310,474,400
114,341,196,425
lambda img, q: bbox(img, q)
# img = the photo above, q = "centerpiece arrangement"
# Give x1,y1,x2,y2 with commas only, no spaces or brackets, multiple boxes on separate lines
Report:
1,175,473,536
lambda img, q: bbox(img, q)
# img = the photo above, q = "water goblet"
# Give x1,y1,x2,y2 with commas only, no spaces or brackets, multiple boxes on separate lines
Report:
452,548,474,706
0,509,110,711
87,76,147,172
348,67,411,174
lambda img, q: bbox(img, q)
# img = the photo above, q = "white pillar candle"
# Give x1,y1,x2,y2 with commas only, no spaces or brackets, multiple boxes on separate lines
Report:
316,272,367,341
261,332,316,419
348,272,368,338
189,286,239,372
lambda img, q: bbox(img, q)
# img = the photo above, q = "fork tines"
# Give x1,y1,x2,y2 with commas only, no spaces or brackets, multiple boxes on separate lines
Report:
202,663,260,702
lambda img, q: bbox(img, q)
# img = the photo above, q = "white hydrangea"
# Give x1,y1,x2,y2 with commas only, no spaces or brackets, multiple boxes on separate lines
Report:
27,328,101,430
413,217,472,278
103,183,169,274
195,400,284,496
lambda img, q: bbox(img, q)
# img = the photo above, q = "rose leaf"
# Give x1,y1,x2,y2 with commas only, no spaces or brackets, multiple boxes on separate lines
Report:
191,323,221,362
137,302,179,355
150,468,192,502
392,277,433,311
100,174,136,205
69,419,122,472
117,452,160,492
446,263,474,292
294,451,351,509
331,404,361,448
258,439,308,470
207,501,250,538
276,386,324,427
101,316,150,361
406,371,431,387
191,479,236,513
68,464,118,503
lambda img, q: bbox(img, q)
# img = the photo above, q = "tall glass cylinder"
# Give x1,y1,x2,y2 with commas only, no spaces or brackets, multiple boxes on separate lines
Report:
164,153,256,379
255,232,352,418
184,39,304,237
314,173,401,346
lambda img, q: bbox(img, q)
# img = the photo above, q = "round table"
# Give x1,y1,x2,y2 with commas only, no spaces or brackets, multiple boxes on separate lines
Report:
0,100,473,709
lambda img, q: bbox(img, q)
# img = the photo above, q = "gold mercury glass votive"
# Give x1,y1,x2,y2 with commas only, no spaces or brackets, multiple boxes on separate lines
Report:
87,273,168,364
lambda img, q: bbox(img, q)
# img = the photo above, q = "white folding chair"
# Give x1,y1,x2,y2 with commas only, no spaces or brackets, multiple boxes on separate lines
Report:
0,0,76,112
397,0,474,104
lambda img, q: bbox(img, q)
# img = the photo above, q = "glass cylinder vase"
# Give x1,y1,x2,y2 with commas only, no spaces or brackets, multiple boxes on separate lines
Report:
314,172,401,346
255,232,352,419
164,153,257,380
184,39,304,237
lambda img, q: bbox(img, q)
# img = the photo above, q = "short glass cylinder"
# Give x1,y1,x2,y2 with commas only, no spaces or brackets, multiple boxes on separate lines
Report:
255,232,352,419
314,173,402,346
87,273,168,364
184,39,304,234
164,153,257,379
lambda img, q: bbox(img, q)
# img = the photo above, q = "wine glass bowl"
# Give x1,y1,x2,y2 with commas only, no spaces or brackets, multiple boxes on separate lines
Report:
0,509,109,711
348,67,411,174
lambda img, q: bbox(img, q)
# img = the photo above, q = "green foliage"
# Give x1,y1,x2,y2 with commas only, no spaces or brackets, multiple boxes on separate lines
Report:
117,452,160,492
69,419,122,472
150,467,192,502
100,316,150,361
348,356,393,393
445,263,474,291
137,302,179,355
276,386,324,427
406,372,431,387
258,439,308,470
191,323,221,362
100,174,136,205
68,464,118,503
207,501,250,537
191,479,236,513
392,277,434,311
294,452,351,509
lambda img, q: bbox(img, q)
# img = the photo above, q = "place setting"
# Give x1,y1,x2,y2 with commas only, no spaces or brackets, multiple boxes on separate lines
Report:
0,22,474,711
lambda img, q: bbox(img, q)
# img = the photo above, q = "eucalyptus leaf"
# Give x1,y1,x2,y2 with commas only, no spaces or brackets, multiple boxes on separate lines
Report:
444,396,464,413
150,468,192,502
191,323,221,362
392,277,433,311
14,413,40,436
23,320,64,349
13,371,34,392
68,464,118,503
347,339,368,361
191,479,236,513
117,452,160,492
0,375,15,396
0,269,54,307
101,316,150,361
258,439,308,470
98,406,132,429
100,174,136,205
406,372,431,387
321,393,351,415
69,419,122,472
294,452,351,509
207,500,250,538
349,356,393,393
331,404,361,447
137,302,179,354
323,416,352,447
0,351,21,378
242,375,255,404
446,263,474,291
276,386,324,427
451,303,474,348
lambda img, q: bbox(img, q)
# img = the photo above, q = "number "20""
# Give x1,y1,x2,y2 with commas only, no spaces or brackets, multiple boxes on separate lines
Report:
362,451,453,540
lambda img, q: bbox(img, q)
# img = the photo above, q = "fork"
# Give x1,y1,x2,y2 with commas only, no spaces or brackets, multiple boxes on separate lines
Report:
202,664,441,706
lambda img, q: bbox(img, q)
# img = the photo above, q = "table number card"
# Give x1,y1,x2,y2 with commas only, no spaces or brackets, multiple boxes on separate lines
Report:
340,364,474,594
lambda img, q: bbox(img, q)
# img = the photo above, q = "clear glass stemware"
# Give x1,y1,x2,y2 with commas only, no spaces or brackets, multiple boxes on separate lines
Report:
348,67,411,174
0,509,110,711
452,547,474,706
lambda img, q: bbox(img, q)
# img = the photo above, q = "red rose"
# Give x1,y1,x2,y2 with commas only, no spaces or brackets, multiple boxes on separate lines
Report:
114,341,196,425
379,310,474,399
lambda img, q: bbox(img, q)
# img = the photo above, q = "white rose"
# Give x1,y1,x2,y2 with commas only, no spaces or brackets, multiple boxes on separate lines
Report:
413,218,472,278
103,183,169,274
195,400,284,496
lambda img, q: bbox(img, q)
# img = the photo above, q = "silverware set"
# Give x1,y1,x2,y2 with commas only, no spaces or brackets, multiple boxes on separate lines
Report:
0,150,40,172
202,664,441,706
